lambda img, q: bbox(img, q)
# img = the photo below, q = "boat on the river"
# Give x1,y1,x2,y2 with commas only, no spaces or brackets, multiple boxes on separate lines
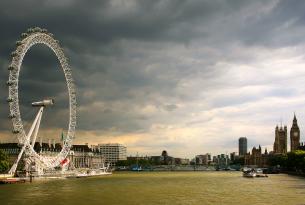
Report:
131,165,142,171
243,168,256,178
255,168,268,177
66,164,112,178
0,174,14,179
0,177,26,184
242,168,268,178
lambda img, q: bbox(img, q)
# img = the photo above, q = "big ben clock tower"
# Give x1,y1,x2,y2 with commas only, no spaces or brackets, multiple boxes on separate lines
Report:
290,113,300,151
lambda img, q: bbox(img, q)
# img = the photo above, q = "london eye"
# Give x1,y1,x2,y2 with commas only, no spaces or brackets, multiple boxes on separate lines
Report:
6,27,76,175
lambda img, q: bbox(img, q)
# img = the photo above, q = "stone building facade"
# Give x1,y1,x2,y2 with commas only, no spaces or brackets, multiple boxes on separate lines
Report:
0,142,105,171
213,154,229,168
195,153,212,165
96,143,127,166
244,146,269,167
68,145,105,169
299,142,305,151
150,150,175,165
174,158,190,165
0,143,21,166
274,125,287,154
290,114,300,152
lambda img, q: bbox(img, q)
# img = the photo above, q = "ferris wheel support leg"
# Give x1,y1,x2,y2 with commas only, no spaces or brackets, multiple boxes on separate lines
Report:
8,107,44,175
27,107,44,145
8,144,26,175
31,107,44,147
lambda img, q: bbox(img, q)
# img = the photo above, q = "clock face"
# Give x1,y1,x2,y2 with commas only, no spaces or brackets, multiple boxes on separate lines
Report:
294,131,299,137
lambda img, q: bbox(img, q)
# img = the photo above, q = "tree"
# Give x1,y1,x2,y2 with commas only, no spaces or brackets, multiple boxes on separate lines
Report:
268,154,287,168
116,158,152,167
286,150,305,171
267,151,305,172
0,150,10,173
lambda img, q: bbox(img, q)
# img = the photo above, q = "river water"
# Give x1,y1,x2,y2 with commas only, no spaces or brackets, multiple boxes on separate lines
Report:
1,172,305,205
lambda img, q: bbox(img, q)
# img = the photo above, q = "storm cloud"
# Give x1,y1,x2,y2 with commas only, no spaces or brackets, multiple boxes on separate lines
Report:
0,0,305,157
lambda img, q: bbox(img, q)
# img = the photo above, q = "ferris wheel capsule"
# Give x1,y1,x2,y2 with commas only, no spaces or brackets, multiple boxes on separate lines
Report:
21,33,28,38
6,97,13,103
6,80,14,86
12,129,20,134
16,41,23,46
11,51,17,57
8,113,16,119
33,27,42,32
27,28,34,33
8,65,15,70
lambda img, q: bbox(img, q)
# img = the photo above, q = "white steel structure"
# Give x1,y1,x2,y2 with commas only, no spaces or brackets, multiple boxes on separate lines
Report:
7,27,76,175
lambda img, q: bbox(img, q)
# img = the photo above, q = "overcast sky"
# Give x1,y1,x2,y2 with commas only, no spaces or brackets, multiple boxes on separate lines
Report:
1,0,305,158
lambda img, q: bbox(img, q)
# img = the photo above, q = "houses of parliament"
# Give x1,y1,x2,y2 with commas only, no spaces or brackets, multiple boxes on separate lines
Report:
274,113,301,154
245,113,304,167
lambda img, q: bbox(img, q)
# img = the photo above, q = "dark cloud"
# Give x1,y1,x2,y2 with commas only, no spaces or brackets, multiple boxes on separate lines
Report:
1,0,305,156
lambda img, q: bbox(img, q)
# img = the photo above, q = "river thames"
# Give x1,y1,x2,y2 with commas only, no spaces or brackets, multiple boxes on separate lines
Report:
1,172,305,205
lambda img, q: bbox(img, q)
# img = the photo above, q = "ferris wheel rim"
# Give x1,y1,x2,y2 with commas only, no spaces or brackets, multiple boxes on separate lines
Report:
7,27,76,169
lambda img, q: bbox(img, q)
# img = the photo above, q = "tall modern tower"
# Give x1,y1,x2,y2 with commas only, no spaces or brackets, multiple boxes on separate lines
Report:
290,113,300,152
239,137,247,156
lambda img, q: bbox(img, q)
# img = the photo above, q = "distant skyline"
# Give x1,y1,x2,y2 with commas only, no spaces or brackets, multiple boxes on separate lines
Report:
1,0,305,158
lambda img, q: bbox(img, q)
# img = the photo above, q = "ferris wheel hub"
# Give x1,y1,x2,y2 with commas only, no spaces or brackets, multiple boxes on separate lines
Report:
31,99,54,107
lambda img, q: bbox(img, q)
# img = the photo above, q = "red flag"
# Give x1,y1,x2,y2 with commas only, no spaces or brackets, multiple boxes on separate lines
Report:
60,158,69,166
